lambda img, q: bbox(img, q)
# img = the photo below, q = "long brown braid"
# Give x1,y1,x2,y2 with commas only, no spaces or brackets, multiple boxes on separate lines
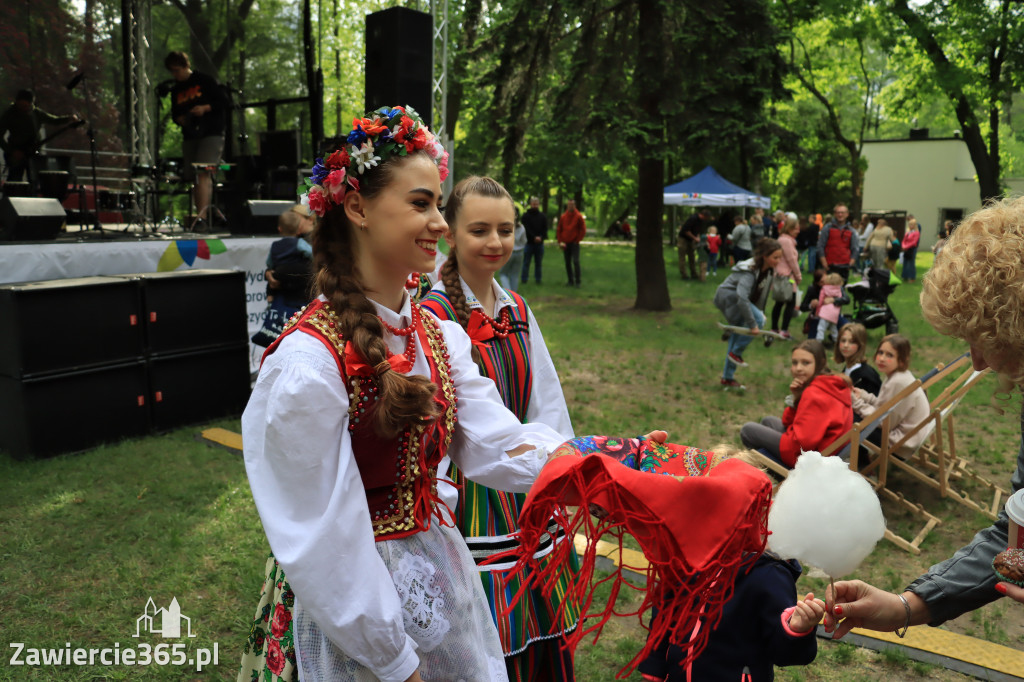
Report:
312,152,439,439
439,176,515,365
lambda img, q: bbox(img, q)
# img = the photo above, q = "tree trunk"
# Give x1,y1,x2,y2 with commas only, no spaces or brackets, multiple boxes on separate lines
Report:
445,0,484,137
634,0,671,311
183,0,214,76
302,0,322,159
848,145,862,218
892,0,1002,203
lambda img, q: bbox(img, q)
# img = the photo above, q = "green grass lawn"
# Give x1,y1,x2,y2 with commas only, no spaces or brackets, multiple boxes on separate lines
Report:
1,244,1019,681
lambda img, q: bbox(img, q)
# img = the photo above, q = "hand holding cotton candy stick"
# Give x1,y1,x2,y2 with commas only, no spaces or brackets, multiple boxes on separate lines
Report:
766,451,887,623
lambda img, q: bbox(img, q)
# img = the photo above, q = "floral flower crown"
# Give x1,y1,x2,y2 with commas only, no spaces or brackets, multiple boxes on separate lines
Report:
300,105,450,218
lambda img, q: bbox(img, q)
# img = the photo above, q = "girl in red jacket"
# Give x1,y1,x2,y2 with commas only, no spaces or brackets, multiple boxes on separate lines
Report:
740,339,853,468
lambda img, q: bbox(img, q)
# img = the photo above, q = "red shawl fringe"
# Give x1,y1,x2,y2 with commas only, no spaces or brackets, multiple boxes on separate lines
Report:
493,454,772,678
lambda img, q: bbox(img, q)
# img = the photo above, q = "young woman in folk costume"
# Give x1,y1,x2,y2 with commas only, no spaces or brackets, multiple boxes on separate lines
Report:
238,107,580,682
418,176,580,681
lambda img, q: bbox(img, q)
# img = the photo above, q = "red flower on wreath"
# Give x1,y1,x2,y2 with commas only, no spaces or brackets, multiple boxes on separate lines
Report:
266,638,285,675
394,116,418,151
409,126,429,151
271,603,292,638
324,149,350,169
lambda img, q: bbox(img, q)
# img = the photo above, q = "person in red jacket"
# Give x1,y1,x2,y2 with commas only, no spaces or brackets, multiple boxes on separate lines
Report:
739,339,853,468
556,198,587,287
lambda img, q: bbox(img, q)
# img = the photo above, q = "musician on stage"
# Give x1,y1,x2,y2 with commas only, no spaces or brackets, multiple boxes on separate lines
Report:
164,51,227,231
0,89,78,184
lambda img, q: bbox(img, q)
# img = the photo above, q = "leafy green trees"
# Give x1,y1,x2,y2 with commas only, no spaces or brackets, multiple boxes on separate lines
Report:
887,0,1024,202
775,1,890,217
456,0,783,310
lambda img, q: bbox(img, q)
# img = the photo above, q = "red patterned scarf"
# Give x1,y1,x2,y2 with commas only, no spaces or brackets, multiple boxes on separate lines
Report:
491,436,772,677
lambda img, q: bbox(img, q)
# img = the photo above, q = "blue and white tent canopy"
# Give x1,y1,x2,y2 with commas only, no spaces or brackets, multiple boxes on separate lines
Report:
663,165,771,209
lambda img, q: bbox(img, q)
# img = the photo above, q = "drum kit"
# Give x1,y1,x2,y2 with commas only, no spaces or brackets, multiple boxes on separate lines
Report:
127,159,234,231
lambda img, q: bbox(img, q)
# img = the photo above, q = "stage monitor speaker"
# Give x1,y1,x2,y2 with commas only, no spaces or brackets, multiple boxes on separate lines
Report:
0,360,150,459
365,7,432,127
0,276,145,379
107,270,248,355
0,196,66,241
260,129,301,169
148,344,252,431
237,199,296,235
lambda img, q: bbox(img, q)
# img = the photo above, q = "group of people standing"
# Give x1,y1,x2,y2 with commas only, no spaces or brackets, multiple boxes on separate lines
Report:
238,106,778,682
234,96,1023,682
514,196,588,288
682,203,928,286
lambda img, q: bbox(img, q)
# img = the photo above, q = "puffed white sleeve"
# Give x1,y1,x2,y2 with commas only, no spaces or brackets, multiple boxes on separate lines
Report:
439,319,567,492
523,306,574,439
242,335,419,682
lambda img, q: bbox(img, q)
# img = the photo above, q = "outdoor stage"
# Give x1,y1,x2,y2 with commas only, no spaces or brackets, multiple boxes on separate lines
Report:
0,226,277,372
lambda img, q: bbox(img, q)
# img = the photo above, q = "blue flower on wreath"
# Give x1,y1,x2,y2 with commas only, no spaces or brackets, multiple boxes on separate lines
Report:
347,124,368,146
374,127,394,146
311,159,329,183
376,106,400,119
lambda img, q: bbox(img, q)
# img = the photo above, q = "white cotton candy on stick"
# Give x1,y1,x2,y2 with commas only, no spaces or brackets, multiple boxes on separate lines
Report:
767,451,886,578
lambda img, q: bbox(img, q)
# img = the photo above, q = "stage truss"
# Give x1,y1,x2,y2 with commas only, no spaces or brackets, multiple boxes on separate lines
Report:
431,0,451,191
119,0,448,179
121,0,154,169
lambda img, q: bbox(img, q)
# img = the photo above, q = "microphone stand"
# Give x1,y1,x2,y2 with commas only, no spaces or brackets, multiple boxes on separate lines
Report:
74,73,103,232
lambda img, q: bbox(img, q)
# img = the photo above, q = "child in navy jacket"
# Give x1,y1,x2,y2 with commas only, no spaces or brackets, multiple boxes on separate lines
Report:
639,552,824,681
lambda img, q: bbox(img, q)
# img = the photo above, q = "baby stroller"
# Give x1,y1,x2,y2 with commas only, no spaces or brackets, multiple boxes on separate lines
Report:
847,267,899,333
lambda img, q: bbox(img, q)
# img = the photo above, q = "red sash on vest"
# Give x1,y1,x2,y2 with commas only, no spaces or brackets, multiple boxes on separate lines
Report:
263,299,457,541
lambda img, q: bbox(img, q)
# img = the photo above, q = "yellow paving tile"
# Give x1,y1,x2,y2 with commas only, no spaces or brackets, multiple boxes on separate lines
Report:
574,534,649,570
201,427,243,452
850,625,1024,677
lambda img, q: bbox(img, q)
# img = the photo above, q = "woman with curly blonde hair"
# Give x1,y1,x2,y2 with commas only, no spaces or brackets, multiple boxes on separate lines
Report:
824,196,1024,639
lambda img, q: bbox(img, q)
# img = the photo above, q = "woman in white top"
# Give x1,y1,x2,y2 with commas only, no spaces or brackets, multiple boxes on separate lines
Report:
239,107,571,682
851,333,929,457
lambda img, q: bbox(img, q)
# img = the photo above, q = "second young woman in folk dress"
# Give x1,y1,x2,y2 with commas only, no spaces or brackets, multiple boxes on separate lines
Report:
419,176,580,681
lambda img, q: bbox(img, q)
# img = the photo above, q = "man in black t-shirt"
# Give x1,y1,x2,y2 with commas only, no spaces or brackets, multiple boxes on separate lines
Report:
0,89,78,183
520,196,548,284
164,51,227,231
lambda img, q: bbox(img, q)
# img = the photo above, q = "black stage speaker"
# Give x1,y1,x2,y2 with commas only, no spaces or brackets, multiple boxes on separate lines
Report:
236,199,296,235
2,182,33,197
365,7,433,127
0,360,150,459
148,344,252,431
267,168,300,200
0,277,144,379
33,154,77,186
0,196,66,241
107,270,248,355
260,129,301,169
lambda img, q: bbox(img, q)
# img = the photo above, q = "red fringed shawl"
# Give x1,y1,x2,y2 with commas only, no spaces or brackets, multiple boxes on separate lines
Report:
493,437,772,678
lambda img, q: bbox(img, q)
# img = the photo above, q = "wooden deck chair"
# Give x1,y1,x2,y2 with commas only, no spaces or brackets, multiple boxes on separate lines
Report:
827,373,947,555
873,354,972,487
854,357,976,553
747,378,940,554
881,364,1007,521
